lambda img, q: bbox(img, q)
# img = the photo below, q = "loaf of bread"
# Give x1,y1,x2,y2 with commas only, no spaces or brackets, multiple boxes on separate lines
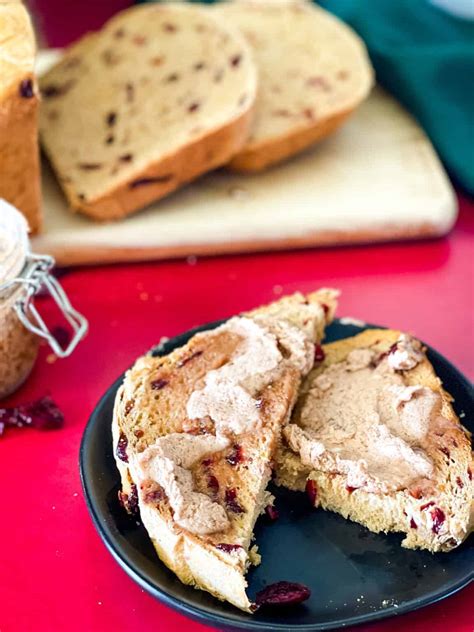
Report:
214,0,374,172
0,0,42,233
39,3,257,221
113,289,338,611
276,329,473,553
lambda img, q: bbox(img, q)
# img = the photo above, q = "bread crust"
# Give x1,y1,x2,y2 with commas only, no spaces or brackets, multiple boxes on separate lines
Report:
227,108,352,173
0,2,42,233
276,329,473,553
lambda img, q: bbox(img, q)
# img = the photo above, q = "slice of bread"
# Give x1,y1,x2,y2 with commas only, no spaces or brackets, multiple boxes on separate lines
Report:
213,0,374,172
276,329,473,553
0,0,42,233
39,3,257,221
112,289,338,611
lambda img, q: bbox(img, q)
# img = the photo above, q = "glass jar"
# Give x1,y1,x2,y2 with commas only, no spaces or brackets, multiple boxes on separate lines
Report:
0,205,87,399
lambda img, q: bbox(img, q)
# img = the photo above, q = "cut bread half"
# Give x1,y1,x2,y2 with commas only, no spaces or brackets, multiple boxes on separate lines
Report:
0,0,42,233
213,0,374,172
276,329,473,553
112,289,338,611
39,3,257,220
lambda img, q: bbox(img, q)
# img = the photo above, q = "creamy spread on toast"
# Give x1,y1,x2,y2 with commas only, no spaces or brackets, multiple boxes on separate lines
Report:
133,314,315,535
285,335,449,494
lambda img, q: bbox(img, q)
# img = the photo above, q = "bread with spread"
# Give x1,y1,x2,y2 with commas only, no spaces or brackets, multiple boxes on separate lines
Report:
0,0,42,233
112,289,338,611
213,0,373,172
276,329,473,553
39,3,257,220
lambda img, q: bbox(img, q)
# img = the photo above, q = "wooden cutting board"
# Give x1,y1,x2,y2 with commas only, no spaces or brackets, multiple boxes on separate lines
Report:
32,51,457,266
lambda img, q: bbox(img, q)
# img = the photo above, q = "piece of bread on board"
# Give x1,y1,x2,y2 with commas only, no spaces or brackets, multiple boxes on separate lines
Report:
276,329,473,553
0,0,42,233
213,0,374,172
39,3,257,221
112,289,338,611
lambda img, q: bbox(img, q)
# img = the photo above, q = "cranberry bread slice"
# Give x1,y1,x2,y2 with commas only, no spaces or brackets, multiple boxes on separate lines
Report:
112,289,338,611
39,3,257,221
276,329,473,553
213,0,373,172
0,0,42,233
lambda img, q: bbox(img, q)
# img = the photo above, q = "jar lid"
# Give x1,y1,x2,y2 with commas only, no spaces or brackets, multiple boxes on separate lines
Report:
0,199,29,288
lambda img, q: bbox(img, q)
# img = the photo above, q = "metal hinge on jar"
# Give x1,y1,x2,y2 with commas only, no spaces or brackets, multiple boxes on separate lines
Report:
4,254,88,357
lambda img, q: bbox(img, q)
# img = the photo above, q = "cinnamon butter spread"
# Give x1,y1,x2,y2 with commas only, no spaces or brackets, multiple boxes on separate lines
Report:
135,433,231,535
285,339,444,493
139,314,315,535
187,316,314,436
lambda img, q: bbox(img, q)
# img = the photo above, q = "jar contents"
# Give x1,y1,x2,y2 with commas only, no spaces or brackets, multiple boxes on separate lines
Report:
0,201,39,398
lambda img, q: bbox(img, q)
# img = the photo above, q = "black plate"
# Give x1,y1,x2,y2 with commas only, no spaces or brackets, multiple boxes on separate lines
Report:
80,319,474,631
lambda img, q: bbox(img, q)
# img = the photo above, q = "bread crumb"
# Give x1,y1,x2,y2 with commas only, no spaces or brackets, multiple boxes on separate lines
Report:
249,544,261,566
273,284,283,295
139,292,149,301
46,353,57,364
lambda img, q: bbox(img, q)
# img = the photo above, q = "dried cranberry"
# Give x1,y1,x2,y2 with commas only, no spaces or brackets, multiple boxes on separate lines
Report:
151,378,168,390
346,485,358,494
388,342,398,355
409,488,424,500
187,102,200,113
430,508,446,534
305,479,318,506
225,488,245,514
439,447,450,458
265,505,279,521
456,476,464,489
119,153,133,162
215,543,242,553
106,111,117,127
124,400,134,415
116,433,129,462
52,325,71,348
19,79,34,98
255,581,311,608
143,486,164,505
420,501,435,511
226,444,244,466
0,396,64,435
134,429,144,438
314,344,325,362
78,163,102,170
321,303,329,316
118,483,138,515
129,175,173,189
230,54,242,67
207,475,219,492
410,518,417,529
201,458,213,467
467,468,472,481
177,350,203,367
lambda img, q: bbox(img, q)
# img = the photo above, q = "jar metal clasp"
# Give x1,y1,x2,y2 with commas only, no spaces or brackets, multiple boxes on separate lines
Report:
6,254,88,358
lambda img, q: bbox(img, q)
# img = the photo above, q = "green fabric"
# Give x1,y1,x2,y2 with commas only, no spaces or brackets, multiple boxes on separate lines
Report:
318,0,474,194
140,0,474,193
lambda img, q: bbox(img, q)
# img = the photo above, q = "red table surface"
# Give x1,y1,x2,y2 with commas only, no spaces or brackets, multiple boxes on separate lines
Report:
1,196,473,632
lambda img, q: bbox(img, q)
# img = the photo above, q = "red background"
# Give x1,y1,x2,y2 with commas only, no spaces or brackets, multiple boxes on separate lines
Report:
1,3,473,630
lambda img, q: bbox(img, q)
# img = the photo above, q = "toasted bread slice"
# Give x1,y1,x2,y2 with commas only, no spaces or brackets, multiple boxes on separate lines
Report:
276,329,473,552
113,289,338,610
213,0,373,172
39,3,257,220
0,0,42,233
